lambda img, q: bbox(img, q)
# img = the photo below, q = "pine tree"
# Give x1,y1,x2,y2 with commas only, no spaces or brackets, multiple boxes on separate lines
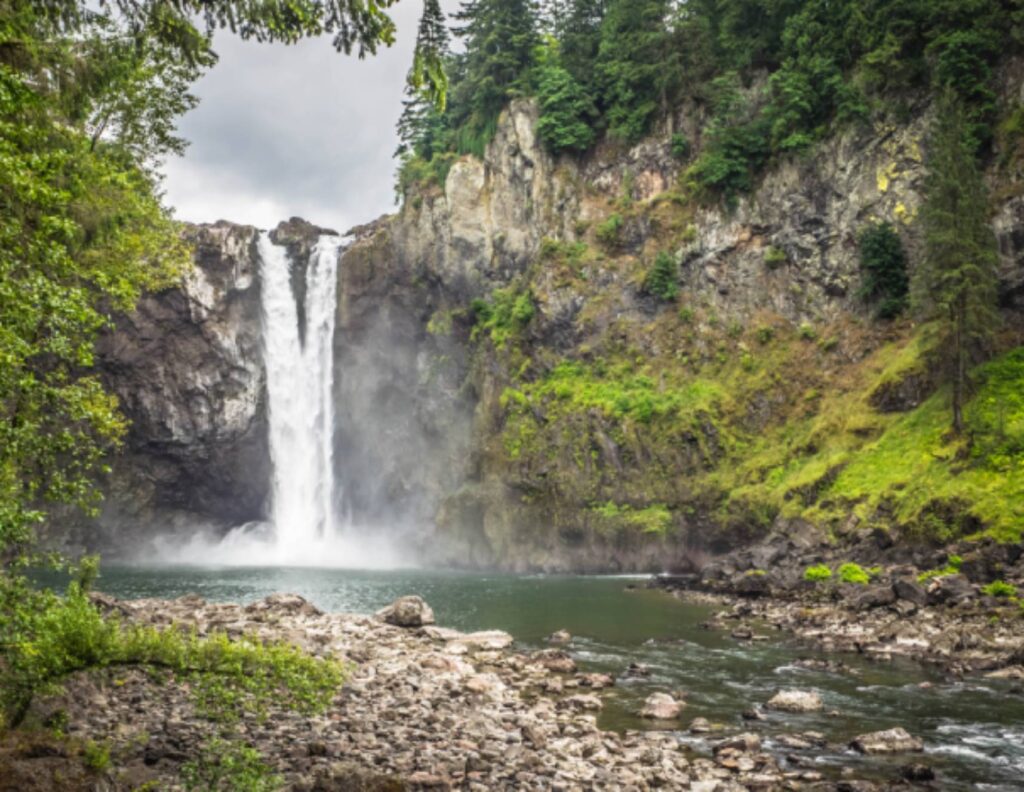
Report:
534,37,597,153
914,90,1001,433
451,0,539,153
395,0,450,158
545,0,606,88
595,0,677,142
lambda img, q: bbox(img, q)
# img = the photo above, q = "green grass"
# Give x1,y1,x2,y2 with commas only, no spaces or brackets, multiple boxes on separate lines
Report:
590,502,674,536
804,564,833,582
838,562,871,585
981,580,1017,598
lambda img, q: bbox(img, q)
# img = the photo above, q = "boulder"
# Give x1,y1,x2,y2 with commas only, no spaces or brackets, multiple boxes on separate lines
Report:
376,595,435,628
925,575,974,606
547,629,572,645
847,585,896,611
850,727,924,755
893,577,928,606
639,692,685,720
766,690,823,713
713,733,761,754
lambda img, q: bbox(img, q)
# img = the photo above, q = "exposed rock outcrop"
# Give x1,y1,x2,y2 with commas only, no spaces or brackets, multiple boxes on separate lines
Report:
61,222,271,555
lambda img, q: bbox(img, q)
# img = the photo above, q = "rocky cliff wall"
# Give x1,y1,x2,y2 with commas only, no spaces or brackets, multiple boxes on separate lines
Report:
83,92,1024,568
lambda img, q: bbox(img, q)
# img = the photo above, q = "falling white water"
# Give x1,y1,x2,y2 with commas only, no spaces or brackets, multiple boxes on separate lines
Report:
258,232,341,559
151,228,414,569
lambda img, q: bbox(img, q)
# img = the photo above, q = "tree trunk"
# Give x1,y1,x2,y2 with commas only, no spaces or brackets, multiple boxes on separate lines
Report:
952,293,966,434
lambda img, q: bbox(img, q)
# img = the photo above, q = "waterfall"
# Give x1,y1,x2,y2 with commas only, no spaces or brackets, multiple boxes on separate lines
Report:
155,227,412,569
257,231,344,561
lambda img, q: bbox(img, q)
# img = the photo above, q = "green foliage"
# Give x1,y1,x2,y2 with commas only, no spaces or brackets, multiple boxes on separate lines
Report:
858,223,909,319
596,213,624,248
590,502,674,536
472,288,535,347
982,580,1017,598
763,246,787,269
595,0,677,142
838,562,870,585
535,37,598,154
450,0,538,148
804,564,832,582
966,348,1024,469
919,554,964,582
915,91,1001,432
82,740,111,773
182,736,281,792
670,133,691,160
1,584,347,727
798,322,817,341
644,252,679,301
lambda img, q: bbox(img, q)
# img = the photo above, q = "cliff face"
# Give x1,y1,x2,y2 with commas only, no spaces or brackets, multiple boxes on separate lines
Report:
67,222,270,554
85,95,1024,568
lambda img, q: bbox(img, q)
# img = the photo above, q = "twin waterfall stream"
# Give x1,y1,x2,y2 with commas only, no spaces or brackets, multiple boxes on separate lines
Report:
257,232,345,562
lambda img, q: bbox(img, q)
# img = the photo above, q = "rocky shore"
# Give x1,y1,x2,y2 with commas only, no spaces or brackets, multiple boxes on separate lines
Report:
655,530,1024,677
1,591,948,792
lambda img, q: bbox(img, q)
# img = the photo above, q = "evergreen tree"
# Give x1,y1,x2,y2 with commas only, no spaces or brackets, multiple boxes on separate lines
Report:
546,0,606,89
451,0,539,153
595,0,677,142
395,0,450,158
914,91,1001,432
534,37,597,153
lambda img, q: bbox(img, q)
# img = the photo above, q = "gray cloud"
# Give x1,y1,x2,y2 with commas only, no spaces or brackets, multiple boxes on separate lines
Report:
161,2,457,231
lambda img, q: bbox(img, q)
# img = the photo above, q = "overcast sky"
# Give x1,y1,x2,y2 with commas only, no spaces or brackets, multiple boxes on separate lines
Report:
160,1,457,232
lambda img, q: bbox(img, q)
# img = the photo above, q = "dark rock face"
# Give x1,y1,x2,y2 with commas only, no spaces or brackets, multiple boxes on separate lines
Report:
59,222,271,554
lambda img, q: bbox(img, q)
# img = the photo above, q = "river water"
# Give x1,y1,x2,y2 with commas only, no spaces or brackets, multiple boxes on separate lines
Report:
89,566,1024,790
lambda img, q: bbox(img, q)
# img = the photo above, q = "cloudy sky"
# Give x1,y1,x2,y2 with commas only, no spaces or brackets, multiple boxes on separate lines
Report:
160,2,457,232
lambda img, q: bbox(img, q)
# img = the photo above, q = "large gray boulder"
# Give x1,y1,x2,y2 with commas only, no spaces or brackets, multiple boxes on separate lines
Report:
376,595,436,628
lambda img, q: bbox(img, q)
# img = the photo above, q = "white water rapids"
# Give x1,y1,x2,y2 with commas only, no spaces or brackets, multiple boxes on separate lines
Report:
156,230,409,568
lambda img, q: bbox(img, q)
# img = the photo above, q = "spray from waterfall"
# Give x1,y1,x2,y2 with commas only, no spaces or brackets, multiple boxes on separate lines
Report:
154,228,411,568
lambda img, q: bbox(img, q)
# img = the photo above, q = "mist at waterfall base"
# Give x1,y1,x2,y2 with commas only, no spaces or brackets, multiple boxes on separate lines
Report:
154,231,415,569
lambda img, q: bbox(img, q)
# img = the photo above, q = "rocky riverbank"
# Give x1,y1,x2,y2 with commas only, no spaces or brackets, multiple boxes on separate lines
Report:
1,591,950,791
655,531,1024,676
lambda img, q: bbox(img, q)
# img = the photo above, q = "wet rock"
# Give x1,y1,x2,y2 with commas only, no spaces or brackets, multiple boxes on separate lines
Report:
735,573,770,598
561,694,602,712
529,649,576,673
689,717,712,733
901,763,936,782
850,727,924,755
625,662,651,678
577,673,615,689
547,629,571,645
376,595,435,628
639,692,685,720
713,733,761,754
741,707,766,721
766,689,823,713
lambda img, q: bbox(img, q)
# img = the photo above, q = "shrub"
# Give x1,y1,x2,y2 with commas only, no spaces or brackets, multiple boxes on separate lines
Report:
858,223,909,319
763,246,787,269
918,554,964,582
755,326,775,345
182,737,280,792
83,741,111,773
596,213,624,248
471,288,535,347
798,322,817,341
838,562,871,585
1,584,348,728
670,133,691,160
804,564,832,582
645,252,679,301
982,580,1017,598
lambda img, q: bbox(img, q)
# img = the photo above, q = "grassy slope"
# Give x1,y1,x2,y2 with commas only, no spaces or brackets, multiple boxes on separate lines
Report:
481,208,1024,545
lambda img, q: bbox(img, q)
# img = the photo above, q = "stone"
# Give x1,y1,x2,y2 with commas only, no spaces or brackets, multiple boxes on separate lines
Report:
901,763,936,782
639,693,685,720
713,733,761,754
376,595,435,628
848,585,896,610
850,728,924,755
689,717,712,734
766,690,823,713
893,578,928,606
548,629,571,645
